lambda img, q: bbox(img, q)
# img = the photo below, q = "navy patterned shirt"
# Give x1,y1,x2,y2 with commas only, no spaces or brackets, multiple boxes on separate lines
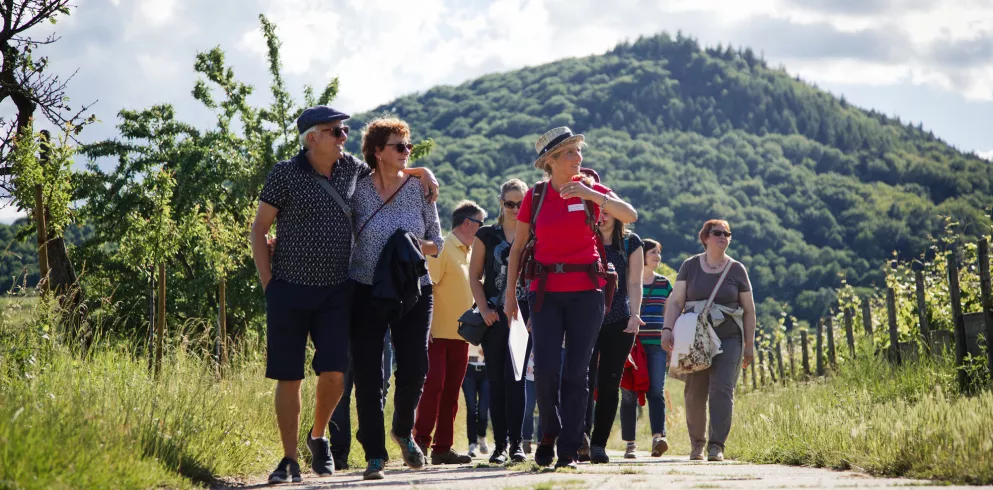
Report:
259,149,368,287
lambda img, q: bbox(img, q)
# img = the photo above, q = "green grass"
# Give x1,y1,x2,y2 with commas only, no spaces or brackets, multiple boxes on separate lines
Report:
725,350,993,485
3,295,993,487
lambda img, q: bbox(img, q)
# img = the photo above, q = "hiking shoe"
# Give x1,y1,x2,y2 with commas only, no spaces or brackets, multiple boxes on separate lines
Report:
577,433,591,462
651,436,669,457
534,438,555,467
363,458,386,480
306,429,334,476
554,458,578,470
509,443,527,463
477,436,489,454
415,438,429,459
268,457,302,484
523,440,533,454
690,444,705,461
431,448,472,465
708,445,724,462
624,442,637,459
489,446,508,464
468,443,478,457
391,430,426,469
590,445,609,464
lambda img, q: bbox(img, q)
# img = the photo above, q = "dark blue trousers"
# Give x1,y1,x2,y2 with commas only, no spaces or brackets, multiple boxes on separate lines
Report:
528,289,604,460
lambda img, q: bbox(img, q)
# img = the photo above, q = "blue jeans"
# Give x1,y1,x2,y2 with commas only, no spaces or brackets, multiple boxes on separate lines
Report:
523,379,537,441
620,343,668,440
529,290,604,459
462,363,490,444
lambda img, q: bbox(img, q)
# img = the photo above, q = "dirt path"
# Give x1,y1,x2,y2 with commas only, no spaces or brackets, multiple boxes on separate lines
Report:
223,450,985,489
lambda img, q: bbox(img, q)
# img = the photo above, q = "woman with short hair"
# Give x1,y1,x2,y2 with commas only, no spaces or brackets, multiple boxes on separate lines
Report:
349,116,443,480
661,219,756,462
504,127,637,469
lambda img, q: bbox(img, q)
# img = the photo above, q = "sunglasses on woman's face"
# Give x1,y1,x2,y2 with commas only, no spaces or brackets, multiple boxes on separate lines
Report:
319,125,349,138
710,230,732,238
385,142,414,153
502,200,521,209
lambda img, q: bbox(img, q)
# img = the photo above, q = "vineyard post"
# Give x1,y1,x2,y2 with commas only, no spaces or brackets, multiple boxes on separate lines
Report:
787,333,796,378
801,329,811,376
948,251,968,391
816,318,824,376
914,266,931,354
844,307,855,357
826,314,837,367
862,300,874,336
775,341,785,385
977,238,993,375
886,288,901,365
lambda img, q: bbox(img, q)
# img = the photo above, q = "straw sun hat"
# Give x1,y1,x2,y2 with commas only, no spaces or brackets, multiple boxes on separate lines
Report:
533,126,585,171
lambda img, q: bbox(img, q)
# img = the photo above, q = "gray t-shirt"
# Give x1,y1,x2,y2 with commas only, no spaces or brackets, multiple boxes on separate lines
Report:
676,254,751,338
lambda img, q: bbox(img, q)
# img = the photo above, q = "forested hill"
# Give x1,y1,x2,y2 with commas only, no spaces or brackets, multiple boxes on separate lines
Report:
345,33,993,324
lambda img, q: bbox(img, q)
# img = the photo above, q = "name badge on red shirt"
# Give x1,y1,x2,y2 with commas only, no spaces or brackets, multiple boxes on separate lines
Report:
567,203,585,212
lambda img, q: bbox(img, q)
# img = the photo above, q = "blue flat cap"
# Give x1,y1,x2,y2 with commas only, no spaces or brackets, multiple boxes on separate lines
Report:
296,105,350,133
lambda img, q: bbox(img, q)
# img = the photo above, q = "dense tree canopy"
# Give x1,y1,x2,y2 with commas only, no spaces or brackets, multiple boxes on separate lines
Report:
346,32,993,325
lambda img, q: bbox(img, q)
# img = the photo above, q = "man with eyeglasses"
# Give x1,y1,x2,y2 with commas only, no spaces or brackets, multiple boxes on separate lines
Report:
251,106,440,484
413,200,487,465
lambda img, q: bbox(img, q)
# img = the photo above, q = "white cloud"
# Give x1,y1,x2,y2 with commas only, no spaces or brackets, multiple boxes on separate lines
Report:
978,149,993,161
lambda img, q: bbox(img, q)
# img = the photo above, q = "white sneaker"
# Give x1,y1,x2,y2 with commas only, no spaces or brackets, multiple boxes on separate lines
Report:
468,443,478,457
477,436,489,455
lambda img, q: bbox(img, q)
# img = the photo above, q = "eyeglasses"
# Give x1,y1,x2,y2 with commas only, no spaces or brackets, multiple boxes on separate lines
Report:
502,200,521,209
318,125,349,138
385,142,414,153
467,217,484,225
710,230,732,238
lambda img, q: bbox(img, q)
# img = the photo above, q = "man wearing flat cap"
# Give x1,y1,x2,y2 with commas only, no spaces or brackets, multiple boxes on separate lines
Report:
251,106,440,484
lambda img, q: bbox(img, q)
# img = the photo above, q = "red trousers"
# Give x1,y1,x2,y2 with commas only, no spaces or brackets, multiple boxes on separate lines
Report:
414,338,469,451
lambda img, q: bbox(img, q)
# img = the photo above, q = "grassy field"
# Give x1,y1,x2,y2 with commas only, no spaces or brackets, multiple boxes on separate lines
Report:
1,296,992,488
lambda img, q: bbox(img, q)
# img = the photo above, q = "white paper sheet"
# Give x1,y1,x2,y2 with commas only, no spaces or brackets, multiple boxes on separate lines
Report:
508,308,529,381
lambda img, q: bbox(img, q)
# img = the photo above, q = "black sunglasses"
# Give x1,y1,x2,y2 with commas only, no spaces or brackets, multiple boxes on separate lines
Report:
319,125,349,138
502,200,521,209
467,217,484,225
384,142,414,153
710,230,732,238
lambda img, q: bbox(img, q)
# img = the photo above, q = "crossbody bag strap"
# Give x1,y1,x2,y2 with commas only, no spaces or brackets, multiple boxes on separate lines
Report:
530,182,547,233
308,172,352,220
703,258,735,313
355,175,413,240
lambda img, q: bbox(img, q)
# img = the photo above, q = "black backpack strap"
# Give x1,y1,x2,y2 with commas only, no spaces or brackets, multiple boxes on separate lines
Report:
530,182,547,232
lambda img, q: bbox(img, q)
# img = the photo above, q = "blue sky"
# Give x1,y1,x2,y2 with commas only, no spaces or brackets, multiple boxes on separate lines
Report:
2,0,991,221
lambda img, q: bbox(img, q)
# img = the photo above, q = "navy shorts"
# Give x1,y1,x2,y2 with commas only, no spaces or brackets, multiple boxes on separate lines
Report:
265,278,353,380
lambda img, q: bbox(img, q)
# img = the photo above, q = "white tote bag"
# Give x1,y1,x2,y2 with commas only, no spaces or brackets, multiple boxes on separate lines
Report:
670,259,733,375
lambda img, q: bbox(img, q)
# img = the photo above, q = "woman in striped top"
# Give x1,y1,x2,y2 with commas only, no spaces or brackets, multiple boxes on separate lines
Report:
619,238,672,459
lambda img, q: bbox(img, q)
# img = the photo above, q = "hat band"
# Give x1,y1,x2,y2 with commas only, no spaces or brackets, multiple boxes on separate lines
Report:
538,132,574,157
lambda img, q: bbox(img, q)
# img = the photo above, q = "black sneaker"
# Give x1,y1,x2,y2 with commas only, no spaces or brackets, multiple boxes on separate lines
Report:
306,429,334,476
489,446,508,464
591,445,609,464
431,448,472,465
534,438,555,467
268,457,302,484
577,433,591,462
509,443,526,463
390,430,426,469
554,457,578,470
363,458,386,480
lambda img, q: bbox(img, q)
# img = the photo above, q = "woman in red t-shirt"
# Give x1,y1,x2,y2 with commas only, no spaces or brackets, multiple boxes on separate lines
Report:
504,127,637,469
